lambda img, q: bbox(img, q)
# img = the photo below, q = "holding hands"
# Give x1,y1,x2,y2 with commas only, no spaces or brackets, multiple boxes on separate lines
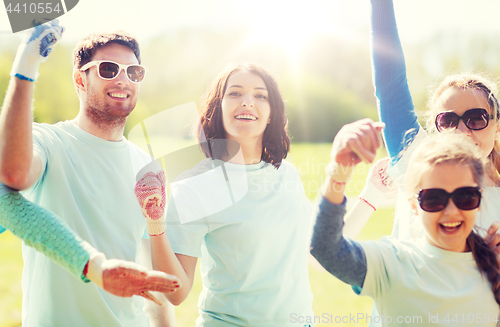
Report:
323,119,385,204
11,19,64,81
327,119,385,182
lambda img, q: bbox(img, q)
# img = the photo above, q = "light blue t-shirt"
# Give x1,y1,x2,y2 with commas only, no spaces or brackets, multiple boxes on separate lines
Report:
21,121,151,327
361,237,499,327
166,159,314,326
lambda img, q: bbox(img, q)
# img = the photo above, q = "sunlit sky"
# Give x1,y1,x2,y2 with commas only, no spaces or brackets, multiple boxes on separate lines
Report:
1,0,500,50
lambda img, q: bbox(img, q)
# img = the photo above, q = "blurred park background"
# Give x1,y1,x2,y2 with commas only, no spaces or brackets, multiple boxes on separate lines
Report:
2,0,500,326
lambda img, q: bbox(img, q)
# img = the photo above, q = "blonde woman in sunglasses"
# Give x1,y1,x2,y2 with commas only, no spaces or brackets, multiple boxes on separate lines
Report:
359,0,500,244
312,120,500,326
352,4,500,324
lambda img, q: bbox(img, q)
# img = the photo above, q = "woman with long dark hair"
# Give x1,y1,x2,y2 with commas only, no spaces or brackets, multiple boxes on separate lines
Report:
148,63,314,326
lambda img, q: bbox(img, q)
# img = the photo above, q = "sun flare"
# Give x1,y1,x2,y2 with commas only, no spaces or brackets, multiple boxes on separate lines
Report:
244,1,360,61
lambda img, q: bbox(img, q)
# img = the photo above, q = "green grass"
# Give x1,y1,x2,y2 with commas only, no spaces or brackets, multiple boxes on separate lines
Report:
287,143,389,200
0,231,23,327
0,143,394,326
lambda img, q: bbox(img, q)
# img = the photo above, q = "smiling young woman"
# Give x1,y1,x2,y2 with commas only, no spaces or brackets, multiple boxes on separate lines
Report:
150,63,314,326
219,70,271,163
312,124,500,327
198,63,290,168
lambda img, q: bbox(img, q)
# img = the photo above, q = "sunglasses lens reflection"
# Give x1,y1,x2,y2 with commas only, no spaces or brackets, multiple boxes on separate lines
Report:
436,109,490,131
436,113,458,131
419,189,447,212
127,66,146,82
453,187,481,210
97,62,146,83
464,110,488,130
99,62,119,79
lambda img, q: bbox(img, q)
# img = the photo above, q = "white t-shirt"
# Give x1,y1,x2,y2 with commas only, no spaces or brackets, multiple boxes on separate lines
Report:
361,237,499,327
21,121,151,327
166,158,314,326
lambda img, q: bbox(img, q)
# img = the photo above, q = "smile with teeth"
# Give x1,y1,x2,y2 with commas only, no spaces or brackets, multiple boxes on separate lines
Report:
440,221,462,231
108,92,128,99
235,114,257,121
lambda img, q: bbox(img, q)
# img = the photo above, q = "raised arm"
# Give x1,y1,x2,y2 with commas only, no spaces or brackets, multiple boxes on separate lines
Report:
135,164,193,306
370,0,420,159
311,119,384,287
0,20,63,190
311,195,367,288
343,157,397,239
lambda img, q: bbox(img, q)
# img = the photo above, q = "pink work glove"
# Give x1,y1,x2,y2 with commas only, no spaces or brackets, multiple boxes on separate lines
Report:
135,168,167,236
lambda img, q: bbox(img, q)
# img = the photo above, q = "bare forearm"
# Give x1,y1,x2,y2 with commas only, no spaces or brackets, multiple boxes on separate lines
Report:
150,234,194,305
140,239,177,326
322,175,346,205
0,77,35,189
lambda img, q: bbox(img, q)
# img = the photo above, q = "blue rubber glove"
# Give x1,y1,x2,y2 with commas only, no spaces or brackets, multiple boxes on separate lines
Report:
10,19,64,82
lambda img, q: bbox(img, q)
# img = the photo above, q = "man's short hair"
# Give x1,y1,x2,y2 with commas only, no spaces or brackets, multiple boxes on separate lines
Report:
72,31,141,70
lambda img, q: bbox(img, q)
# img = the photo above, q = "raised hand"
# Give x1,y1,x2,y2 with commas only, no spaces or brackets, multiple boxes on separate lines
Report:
326,119,385,182
135,160,167,236
85,253,180,305
10,19,64,81
331,118,385,165
485,222,500,255
358,157,398,211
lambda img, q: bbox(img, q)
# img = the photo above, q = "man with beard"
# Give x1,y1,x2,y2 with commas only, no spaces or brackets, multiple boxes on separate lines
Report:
0,21,178,326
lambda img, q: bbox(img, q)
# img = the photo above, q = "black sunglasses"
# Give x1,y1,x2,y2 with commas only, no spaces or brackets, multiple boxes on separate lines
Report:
435,108,495,132
417,186,481,212
80,60,146,83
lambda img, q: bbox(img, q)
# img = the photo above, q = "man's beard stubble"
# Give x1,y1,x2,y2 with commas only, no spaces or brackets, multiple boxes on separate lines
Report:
85,91,136,131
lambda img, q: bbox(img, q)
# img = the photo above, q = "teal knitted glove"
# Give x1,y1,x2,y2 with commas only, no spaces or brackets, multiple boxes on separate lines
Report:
0,192,94,281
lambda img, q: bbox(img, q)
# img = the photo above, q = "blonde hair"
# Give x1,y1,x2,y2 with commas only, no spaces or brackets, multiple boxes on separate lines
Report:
405,133,500,305
424,73,500,185
406,133,484,195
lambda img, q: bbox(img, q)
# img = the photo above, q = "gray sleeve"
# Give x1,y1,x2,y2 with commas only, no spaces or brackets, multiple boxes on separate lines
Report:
310,197,367,288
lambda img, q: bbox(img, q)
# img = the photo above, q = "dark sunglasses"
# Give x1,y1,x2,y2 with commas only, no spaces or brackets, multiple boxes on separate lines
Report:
435,108,495,132
417,186,481,212
79,60,146,83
